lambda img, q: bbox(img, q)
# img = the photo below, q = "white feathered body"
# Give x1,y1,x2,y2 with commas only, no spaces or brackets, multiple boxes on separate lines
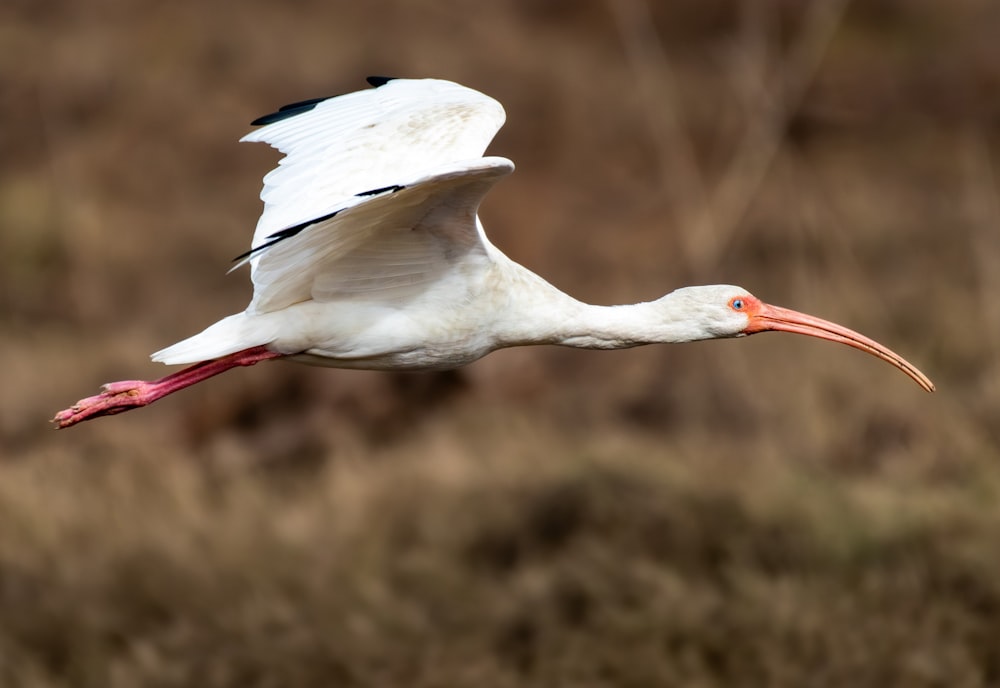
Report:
152,77,754,372
50,76,933,432
157,240,587,371
152,78,512,369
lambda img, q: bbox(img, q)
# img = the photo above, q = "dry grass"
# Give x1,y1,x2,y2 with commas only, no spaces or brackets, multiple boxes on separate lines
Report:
2,0,1000,685
2,415,1000,687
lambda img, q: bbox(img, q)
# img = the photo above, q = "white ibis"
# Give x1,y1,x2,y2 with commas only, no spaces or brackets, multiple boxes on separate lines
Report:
53,77,934,429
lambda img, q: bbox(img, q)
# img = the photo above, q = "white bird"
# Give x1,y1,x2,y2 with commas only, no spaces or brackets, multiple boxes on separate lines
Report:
54,77,934,428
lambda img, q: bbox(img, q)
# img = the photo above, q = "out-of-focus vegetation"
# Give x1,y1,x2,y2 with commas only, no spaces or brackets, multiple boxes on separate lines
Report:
2,0,998,685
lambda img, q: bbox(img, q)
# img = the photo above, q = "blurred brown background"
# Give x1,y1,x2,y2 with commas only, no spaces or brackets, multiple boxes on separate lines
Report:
2,0,1000,686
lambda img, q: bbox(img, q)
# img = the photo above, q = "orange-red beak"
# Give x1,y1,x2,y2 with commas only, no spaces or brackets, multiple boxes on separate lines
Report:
745,303,935,392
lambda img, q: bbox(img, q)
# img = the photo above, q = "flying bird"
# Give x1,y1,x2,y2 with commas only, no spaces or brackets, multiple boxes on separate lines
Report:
53,77,934,428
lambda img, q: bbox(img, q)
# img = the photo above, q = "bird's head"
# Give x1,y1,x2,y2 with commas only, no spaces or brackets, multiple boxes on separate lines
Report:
661,285,935,392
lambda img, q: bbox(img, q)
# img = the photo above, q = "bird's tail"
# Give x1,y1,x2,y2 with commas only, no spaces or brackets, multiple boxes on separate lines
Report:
151,313,273,365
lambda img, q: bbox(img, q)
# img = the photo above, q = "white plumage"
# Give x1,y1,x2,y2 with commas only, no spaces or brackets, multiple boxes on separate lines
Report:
153,78,515,366
244,78,504,253
54,77,933,429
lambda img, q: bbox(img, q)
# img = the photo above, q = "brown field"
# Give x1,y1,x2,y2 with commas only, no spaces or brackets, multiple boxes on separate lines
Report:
3,0,1000,685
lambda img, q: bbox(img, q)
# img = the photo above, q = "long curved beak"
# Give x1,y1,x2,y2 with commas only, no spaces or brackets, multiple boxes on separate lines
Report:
745,303,935,392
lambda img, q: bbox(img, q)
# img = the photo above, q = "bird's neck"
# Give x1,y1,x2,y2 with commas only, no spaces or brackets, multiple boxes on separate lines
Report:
492,262,704,350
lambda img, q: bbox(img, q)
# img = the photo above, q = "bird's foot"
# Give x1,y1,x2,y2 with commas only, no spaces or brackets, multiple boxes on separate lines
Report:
53,347,284,429
52,380,154,429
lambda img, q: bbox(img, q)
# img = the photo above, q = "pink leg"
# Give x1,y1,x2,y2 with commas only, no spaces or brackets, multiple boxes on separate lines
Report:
52,346,284,429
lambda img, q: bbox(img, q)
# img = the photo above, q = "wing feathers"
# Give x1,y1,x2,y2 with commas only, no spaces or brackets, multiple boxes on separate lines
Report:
250,96,332,126
231,184,407,266
231,206,343,265
241,78,505,253
238,78,510,314
247,158,513,313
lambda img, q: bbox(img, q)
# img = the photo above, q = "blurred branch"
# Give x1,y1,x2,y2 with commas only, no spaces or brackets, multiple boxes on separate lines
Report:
610,0,851,278
960,129,1000,364
606,0,711,238
708,0,850,263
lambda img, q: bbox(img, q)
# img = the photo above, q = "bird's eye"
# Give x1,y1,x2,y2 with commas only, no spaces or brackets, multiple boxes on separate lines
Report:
730,298,744,311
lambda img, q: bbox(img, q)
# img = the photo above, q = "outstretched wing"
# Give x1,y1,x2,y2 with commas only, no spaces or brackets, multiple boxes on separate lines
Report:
238,77,510,312
245,157,513,313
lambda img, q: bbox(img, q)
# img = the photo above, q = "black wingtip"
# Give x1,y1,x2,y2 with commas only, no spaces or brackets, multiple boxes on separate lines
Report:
250,96,331,126
249,78,397,126
366,76,397,88
355,184,405,197
231,207,345,263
